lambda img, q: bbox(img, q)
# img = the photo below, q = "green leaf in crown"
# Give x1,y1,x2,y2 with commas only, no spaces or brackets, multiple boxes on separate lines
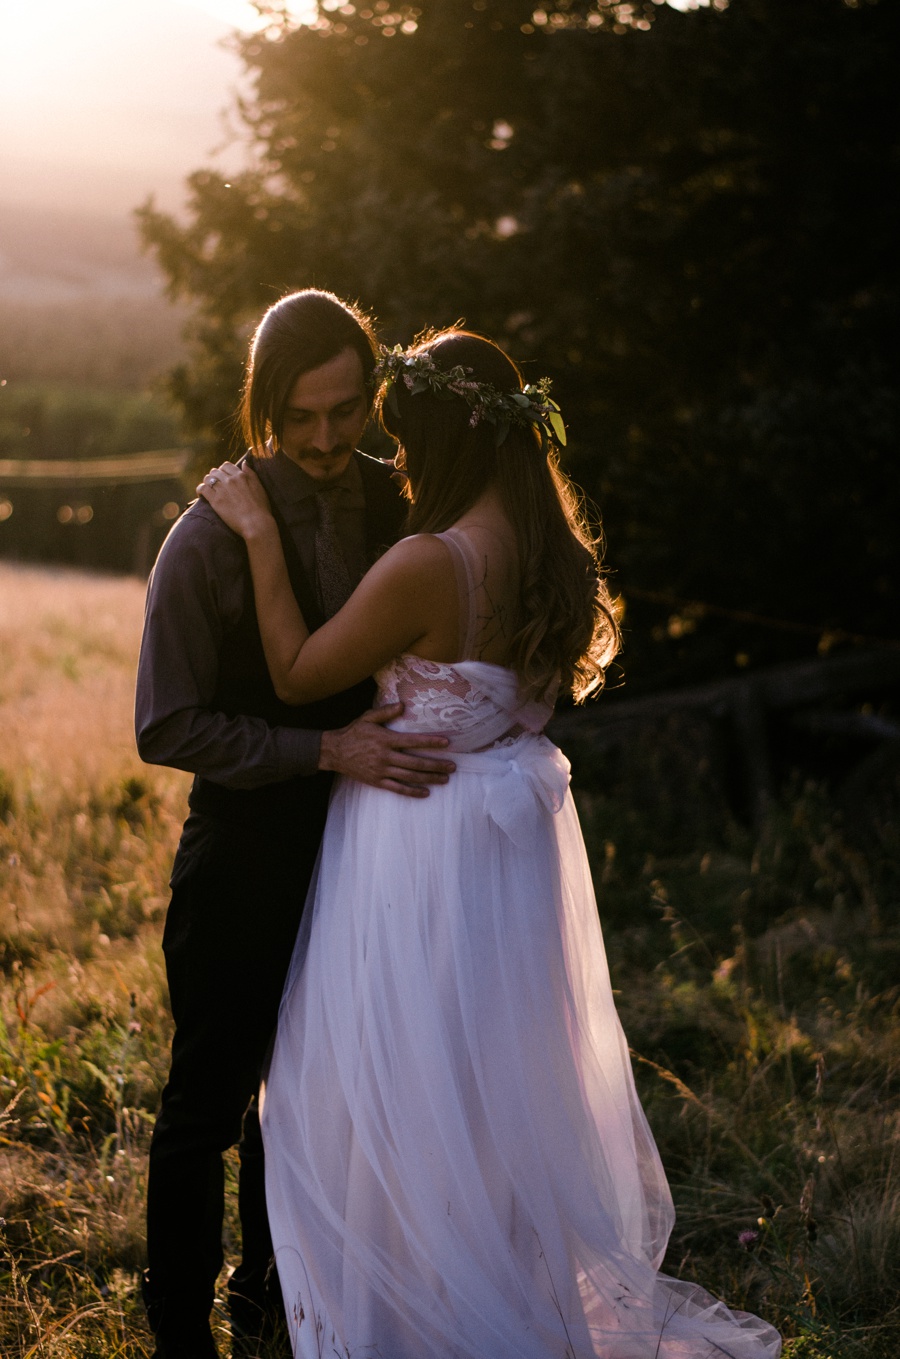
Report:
371,345,567,452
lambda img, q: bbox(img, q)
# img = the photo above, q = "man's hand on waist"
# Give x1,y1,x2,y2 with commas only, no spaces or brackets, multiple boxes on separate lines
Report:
318,704,455,797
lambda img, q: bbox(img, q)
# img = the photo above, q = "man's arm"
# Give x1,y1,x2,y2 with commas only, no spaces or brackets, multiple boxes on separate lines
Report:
318,706,455,798
135,509,320,787
135,509,454,796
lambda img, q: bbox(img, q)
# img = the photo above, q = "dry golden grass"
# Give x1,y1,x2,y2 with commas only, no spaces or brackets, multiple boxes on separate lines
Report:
0,561,898,1358
0,562,190,1357
2,562,164,797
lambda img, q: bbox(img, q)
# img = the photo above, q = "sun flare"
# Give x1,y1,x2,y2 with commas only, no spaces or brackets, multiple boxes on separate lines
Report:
0,0,315,212
179,0,318,29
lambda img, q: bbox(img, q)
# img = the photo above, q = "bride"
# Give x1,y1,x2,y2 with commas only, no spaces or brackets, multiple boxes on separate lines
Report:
198,329,781,1359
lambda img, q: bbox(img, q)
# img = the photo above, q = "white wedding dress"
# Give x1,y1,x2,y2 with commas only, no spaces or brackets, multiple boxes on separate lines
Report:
261,528,781,1359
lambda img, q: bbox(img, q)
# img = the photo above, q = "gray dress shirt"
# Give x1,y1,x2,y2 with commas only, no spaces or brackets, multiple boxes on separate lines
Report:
135,451,368,789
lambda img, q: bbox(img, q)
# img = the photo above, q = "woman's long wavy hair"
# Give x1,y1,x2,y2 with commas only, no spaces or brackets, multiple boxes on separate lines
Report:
379,329,619,701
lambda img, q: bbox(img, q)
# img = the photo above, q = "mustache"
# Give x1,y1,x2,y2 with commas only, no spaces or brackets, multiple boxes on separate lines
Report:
305,444,354,458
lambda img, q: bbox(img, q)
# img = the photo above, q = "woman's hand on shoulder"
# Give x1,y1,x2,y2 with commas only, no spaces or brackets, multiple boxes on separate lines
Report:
197,462,275,540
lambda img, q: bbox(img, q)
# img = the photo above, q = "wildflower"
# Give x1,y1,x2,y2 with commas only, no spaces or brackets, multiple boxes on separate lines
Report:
738,1229,759,1250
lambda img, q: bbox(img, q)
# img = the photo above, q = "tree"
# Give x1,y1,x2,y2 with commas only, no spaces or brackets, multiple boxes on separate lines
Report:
140,0,899,686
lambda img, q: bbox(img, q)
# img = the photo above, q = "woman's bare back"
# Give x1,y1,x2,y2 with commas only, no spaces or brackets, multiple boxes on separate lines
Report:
407,489,521,669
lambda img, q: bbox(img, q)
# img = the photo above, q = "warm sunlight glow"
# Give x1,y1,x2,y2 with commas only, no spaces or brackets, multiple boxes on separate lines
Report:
181,0,318,29
0,0,316,211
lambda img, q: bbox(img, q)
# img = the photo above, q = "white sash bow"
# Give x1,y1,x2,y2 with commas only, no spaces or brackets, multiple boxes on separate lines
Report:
452,735,571,848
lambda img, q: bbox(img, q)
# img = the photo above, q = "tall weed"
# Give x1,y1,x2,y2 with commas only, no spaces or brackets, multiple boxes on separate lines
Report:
1,565,897,1355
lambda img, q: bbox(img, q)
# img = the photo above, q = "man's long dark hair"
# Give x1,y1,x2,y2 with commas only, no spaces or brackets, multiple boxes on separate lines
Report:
240,289,379,454
379,329,619,701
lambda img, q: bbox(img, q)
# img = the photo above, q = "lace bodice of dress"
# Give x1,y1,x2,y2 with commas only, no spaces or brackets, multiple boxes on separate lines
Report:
376,653,550,752
374,528,555,753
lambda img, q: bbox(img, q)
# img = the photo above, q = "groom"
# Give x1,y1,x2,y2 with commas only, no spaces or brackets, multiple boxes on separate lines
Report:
135,289,454,1359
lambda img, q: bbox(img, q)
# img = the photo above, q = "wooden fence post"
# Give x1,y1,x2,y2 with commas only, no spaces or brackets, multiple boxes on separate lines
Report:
731,680,773,826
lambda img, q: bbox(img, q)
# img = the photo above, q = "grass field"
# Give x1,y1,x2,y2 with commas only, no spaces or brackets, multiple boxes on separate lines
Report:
1,562,897,1358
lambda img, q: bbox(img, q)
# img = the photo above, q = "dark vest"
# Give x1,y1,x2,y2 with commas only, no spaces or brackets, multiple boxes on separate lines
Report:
188,451,407,828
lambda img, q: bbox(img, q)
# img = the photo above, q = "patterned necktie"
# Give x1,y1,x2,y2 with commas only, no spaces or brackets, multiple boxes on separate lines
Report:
314,489,354,618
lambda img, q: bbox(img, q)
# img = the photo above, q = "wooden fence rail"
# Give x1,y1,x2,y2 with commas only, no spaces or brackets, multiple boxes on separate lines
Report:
548,647,900,822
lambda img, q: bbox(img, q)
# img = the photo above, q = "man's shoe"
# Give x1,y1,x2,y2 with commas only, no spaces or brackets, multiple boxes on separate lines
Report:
230,1320,290,1359
148,1329,219,1359
142,1269,219,1359
229,1303,291,1359
228,1259,289,1359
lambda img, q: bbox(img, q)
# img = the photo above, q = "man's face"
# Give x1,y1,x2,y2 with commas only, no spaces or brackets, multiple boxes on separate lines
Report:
278,346,369,483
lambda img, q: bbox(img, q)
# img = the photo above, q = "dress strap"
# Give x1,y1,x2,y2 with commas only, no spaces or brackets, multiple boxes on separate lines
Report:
435,528,479,661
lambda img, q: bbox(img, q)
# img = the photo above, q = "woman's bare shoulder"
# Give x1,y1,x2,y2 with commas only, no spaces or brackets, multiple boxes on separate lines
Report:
374,532,454,574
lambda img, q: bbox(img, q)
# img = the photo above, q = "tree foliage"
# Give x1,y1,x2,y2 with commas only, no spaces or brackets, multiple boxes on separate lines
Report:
0,385,182,462
139,0,899,685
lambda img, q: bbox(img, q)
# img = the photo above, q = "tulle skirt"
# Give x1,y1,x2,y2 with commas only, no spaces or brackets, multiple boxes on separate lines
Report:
261,735,781,1358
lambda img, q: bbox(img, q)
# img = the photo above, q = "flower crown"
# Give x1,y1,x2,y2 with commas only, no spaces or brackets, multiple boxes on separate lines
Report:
372,345,567,450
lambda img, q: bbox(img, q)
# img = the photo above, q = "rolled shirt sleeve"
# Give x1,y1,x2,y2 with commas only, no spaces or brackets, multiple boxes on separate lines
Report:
135,505,322,788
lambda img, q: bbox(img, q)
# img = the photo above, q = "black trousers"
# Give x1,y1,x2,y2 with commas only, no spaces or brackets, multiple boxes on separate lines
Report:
145,802,328,1346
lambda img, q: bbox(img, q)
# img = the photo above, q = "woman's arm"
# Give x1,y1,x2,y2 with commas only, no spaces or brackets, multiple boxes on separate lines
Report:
197,463,450,704
197,463,312,696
